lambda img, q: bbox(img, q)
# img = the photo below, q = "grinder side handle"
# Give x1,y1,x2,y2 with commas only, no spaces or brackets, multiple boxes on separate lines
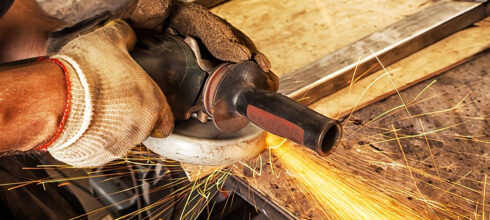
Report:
234,87,342,155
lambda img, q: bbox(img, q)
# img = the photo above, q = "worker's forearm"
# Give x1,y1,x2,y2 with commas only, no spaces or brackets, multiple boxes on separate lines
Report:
0,61,66,152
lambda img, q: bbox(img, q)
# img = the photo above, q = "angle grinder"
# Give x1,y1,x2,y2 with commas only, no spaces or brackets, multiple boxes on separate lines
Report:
131,31,342,163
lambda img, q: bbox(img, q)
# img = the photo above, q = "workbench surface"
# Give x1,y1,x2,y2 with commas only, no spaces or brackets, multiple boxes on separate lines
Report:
211,0,489,218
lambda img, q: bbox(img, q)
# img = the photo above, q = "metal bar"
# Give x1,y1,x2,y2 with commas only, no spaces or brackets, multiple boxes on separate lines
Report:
225,176,296,220
278,0,488,105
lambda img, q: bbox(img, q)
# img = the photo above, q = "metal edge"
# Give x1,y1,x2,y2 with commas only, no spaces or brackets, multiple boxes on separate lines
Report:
225,176,296,220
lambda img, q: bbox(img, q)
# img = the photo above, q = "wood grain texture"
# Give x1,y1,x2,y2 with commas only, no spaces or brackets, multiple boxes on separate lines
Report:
211,0,433,76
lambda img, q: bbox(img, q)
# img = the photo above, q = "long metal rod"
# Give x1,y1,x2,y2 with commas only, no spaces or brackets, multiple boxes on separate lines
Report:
279,0,488,105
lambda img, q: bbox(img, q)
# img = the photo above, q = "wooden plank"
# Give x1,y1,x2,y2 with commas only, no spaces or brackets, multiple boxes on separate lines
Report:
211,0,434,76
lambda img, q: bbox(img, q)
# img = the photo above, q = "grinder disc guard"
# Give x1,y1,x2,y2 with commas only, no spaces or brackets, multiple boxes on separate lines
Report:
144,119,266,166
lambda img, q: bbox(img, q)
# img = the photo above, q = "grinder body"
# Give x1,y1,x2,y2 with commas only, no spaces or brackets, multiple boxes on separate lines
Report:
131,32,342,156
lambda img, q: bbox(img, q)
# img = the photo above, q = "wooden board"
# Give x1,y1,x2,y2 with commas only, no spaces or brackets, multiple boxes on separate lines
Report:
205,1,489,218
230,19,490,218
199,4,490,218
211,0,434,76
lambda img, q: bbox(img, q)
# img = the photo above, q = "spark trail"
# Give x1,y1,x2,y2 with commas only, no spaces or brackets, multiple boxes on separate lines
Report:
266,133,425,219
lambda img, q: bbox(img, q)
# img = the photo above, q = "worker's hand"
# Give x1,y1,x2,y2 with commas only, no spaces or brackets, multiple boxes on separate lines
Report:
47,19,173,167
127,0,278,90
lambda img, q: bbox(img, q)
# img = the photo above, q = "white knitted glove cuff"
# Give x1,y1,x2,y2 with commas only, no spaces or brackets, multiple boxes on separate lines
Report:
47,55,101,166
48,55,92,149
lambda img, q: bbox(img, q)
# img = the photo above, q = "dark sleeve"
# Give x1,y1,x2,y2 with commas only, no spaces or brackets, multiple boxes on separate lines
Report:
0,0,14,18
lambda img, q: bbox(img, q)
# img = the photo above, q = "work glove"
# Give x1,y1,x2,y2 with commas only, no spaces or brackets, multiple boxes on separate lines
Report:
126,0,276,77
47,20,172,167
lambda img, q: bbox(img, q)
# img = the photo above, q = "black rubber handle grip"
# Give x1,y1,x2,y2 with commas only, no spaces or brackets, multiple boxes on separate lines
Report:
234,87,341,155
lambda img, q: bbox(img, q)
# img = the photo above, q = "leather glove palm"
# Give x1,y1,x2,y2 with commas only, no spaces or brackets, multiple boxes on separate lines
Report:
128,0,274,74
